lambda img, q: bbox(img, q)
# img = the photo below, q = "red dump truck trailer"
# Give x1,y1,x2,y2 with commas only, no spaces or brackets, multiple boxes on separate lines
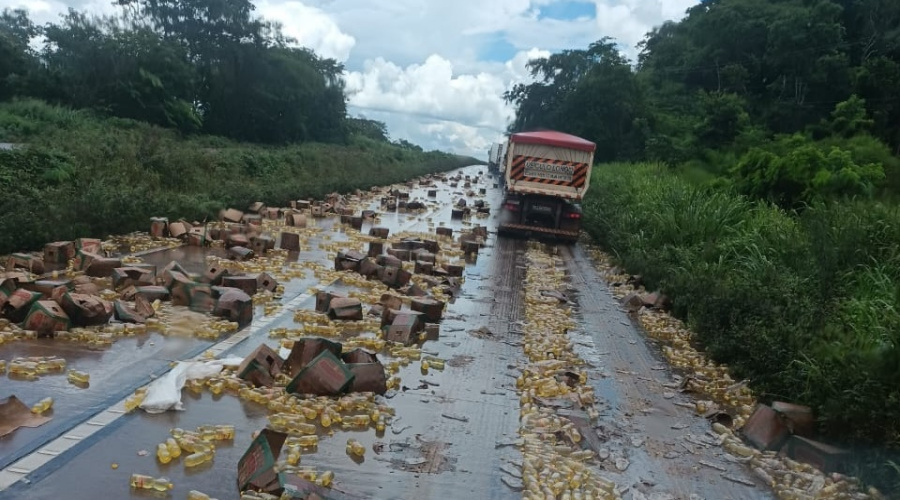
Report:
497,130,596,242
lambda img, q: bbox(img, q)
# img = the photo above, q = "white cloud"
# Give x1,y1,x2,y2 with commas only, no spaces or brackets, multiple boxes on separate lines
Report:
0,0,697,157
255,0,356,62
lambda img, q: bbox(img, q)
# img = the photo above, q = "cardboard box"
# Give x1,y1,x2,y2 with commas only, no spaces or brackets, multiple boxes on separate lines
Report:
222,276,258,296
386,248,411,261
436,227,453,237
427,189,437,197
446,264,464,277
296,200,311,210
237,344,283,387
349,216,363,231
187,226,207,246
347,363,387,395
334,250,365,272
229,246,255,261
24,300,71,337
264,207,280,220
201,265,229,286
410,297,444,322
424,323,440,341
310,205,324,217
386,313,423,345
135,285,170,303
741,404,790,451
257,273,278,292
85,255,122,278
357,258,381,279
24,279,71,296
379,266,400,287
44,241,75,264
221,208,245,223
60,293,113,326
285,337,343,375
149,217,168,238
280,232,301,251
369,227,390,239
251,235,275,256
3,289,42,322
237,429,361,499
213,288,253,327
111,267,155,290
376,255,402,269
406,283,427,297
7,253,44,275
368,241,384,258
248,202,265,214
414,260,434,275
379,294,403,313
226,233,251,248
327,297,363,321
75,238,102,254
285,213,307,228
286,350,355,396
171,280,214,313
783,435,849,473
168,221,188,239
314,291,344,313
113,299,146,324
341,348,379,365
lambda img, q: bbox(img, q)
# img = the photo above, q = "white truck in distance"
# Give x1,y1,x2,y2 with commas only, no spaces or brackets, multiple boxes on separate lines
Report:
496,130,596,243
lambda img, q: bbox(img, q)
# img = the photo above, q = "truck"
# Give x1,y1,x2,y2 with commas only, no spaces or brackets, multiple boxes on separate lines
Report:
496,130,595,243
486,142,503,173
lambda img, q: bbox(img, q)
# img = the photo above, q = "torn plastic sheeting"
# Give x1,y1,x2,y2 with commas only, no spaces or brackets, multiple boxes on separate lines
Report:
139,357,243,413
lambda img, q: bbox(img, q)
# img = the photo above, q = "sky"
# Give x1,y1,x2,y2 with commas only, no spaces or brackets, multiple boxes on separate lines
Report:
1,0,697,159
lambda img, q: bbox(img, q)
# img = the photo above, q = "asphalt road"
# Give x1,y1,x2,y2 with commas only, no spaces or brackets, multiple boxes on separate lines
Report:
0,165,770,500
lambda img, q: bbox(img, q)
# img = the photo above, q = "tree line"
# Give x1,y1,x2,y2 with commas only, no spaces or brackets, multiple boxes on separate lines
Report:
505,0,900,209
0,0,403,146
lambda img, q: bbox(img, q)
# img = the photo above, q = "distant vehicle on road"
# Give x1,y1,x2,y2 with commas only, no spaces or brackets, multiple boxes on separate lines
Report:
496,130,595,243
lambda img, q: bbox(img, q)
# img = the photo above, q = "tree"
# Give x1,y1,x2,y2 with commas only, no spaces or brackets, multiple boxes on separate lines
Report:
0,9,37,100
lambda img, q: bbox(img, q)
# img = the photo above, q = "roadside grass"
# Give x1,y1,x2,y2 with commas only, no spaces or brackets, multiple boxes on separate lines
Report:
0,99,475,254
582,162,900,491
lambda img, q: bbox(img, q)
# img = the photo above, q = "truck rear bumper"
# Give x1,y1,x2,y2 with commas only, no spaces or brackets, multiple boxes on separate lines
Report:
498,223,580,241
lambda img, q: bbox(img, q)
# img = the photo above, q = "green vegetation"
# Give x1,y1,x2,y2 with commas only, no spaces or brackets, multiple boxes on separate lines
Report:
504,0,900,491
0,1,477,255
0,99,472,254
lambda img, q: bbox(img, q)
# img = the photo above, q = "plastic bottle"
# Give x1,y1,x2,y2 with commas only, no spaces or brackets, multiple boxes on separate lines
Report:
317,470,335,488
129,474,155,489
0,360,5,374
184,450,213,467
296,435,318,448
31,397,53,414
124,393,145,412
166,438,181,459
67,369,90,384
345,438,365,457
151,477,173,492
157,443,172,464
215,424,235,440
187,491,216,500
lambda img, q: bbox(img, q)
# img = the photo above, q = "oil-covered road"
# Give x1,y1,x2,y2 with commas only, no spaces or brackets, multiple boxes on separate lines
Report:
0,165,768,500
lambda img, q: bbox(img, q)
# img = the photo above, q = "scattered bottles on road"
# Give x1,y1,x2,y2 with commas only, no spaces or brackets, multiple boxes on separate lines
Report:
156,443,172,464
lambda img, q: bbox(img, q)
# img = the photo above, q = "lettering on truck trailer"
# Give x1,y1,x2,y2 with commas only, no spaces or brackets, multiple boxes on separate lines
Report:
523,160,575,182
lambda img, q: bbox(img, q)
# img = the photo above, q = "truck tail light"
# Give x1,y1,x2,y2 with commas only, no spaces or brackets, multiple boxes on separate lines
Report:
565,212,581,219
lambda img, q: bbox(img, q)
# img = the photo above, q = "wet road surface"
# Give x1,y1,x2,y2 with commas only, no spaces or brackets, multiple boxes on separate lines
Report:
0,165,769,500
